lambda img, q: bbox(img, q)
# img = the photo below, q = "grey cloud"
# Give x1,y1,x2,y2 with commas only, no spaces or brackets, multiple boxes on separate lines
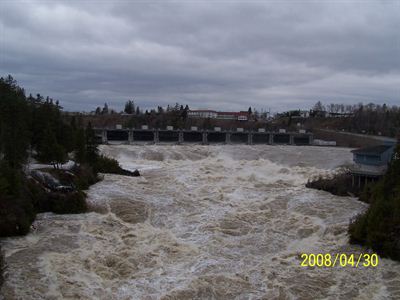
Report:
0,0,399,112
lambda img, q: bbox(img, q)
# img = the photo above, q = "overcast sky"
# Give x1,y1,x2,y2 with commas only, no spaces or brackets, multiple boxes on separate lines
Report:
0,0,399,112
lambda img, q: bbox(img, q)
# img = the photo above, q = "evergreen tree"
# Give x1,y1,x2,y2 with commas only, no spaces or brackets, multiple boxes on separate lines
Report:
38,125,66,168
124,100,135,114
313,101,325,112
0,75,30,169
102,103,109,115
85,122,98,163
74,128,86,163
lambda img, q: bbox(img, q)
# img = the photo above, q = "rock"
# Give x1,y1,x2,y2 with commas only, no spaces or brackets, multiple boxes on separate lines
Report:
132,169,140,177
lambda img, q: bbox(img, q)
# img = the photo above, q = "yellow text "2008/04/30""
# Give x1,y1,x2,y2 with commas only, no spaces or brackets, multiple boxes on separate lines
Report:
300,253,379,268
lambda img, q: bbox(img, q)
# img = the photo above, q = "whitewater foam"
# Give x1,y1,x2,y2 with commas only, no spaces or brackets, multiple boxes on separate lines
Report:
1,145,399,299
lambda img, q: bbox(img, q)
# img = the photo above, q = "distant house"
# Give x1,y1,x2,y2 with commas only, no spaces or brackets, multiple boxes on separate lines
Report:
188,110,249,121
217,111,249,121
327,112,354,118
188,110,218,119
310,110,328,118
299,110,310,118
350,144,395,186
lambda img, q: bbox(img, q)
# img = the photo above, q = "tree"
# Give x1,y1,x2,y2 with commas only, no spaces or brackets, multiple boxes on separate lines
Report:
313,101,325,112
38,125,66,168
0,75,30,169
101,103,109,115
85,122,98,163
74,128,86,163
136,106,140,115
124,100,135,114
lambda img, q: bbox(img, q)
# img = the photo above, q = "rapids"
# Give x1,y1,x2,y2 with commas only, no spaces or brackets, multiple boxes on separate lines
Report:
1,145,399,299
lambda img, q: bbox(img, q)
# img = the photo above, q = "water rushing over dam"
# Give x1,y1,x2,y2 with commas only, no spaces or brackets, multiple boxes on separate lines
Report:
1,145,400,299
96,128,313,145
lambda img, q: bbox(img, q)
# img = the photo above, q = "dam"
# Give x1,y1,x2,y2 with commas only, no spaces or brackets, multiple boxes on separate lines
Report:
95,127,313,145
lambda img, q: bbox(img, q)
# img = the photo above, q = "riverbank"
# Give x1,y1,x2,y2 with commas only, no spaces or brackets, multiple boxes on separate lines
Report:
305,172,363,197
0,155,140,291
306,147,400,261
1,155,140,237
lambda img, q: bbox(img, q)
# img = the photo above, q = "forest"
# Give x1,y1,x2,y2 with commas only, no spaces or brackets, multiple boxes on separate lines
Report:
0,75,129,238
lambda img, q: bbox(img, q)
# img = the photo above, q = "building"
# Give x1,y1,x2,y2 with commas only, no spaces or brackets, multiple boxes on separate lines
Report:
216,111,249,121
327,112,354,118
188,110,249,121
188,110,218,119
299,110,310,118
350,144,395,186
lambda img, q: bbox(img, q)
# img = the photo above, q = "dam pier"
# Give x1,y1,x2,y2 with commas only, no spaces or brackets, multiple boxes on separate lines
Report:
95,127,313,145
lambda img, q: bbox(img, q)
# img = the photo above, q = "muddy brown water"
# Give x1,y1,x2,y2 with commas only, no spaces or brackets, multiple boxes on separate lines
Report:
1,145,399,299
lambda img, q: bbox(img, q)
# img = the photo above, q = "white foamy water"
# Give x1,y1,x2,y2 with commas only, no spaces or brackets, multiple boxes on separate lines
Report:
1,145,400,299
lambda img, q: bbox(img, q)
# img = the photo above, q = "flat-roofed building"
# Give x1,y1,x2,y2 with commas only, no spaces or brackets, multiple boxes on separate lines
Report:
188,110,218,118
217,111,249,121
350,144,396,186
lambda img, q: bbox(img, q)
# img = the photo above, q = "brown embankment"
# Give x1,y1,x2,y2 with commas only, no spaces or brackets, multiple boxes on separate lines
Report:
314,129,396,148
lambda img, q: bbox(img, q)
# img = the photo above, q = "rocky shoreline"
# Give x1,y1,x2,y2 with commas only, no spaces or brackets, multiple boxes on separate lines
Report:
306,172,363,198
0,159,140,290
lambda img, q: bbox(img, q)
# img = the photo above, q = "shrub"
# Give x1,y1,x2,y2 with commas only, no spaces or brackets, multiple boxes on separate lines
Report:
48,191,87,214
0,168,36,237
71,164,99,190
0,194,36,237
93,155,123,174
92,155,139,176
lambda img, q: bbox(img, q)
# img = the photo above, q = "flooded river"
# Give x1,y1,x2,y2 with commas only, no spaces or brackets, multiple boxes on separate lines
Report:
1,145,399,299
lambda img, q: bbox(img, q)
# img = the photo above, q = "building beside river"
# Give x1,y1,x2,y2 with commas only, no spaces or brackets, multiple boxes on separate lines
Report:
350,144,396,187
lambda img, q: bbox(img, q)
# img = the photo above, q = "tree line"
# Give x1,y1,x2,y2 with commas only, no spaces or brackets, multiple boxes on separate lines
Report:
0,75,99,173
308,101,400,137
0,75,125,237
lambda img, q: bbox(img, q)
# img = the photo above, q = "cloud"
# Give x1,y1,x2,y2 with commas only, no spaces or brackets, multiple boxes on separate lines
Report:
0,0,399,112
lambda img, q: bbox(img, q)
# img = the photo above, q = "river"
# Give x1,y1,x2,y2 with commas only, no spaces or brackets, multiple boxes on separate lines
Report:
1,145,399,299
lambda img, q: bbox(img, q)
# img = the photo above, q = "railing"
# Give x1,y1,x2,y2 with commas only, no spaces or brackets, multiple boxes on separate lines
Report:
349,163,387,176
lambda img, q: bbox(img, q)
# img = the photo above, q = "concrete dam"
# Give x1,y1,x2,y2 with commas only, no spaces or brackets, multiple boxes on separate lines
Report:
95,128,313,145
